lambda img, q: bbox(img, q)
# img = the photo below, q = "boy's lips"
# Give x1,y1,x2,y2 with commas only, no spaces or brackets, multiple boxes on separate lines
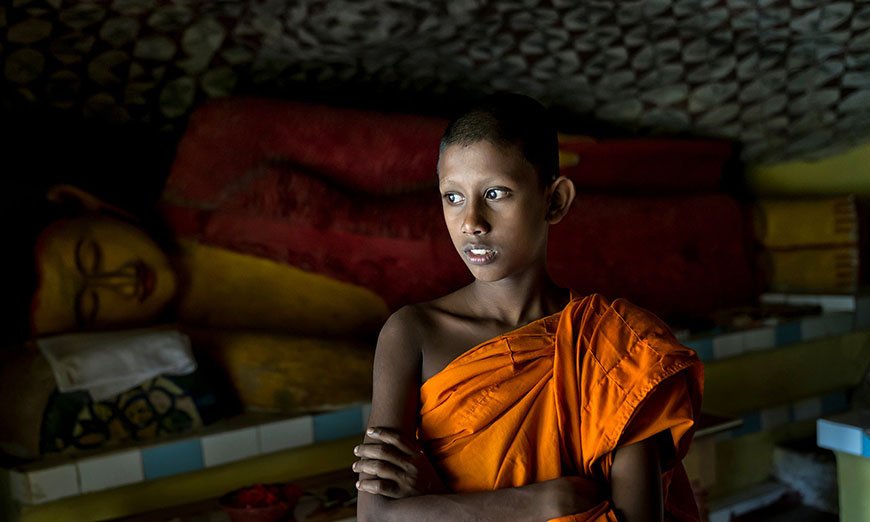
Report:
463,244,498,265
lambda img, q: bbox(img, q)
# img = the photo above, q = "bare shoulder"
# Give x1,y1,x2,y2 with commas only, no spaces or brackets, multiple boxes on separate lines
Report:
379,287,471,347
378,304,428,350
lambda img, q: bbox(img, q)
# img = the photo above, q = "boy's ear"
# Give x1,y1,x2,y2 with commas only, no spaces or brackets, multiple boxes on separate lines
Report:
546,176,576,225
46,184,136,220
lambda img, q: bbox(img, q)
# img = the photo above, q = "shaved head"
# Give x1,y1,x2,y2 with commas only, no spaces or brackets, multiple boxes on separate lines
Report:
440,93,559,185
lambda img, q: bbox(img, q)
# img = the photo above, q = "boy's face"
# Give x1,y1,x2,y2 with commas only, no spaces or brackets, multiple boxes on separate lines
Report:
438,141,550,282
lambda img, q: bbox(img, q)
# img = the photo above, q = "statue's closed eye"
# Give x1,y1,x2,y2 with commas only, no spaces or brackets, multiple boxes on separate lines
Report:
75,238,101,275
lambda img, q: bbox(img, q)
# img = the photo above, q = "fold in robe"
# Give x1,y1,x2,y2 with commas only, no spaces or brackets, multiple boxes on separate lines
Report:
419,294,704,521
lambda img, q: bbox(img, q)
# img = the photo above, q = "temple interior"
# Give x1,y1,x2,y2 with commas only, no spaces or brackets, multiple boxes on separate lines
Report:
2,1,870,521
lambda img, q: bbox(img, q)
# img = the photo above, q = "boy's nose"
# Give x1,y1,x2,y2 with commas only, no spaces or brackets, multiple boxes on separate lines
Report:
461,204,490,235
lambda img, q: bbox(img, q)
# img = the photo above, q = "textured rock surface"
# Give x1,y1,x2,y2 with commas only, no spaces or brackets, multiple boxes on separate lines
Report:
1,0,869,164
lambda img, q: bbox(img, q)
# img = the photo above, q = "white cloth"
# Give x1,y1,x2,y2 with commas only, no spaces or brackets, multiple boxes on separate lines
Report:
37,327,197,401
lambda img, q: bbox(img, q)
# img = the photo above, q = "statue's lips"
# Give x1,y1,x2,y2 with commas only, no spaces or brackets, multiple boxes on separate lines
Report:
136,262,155,302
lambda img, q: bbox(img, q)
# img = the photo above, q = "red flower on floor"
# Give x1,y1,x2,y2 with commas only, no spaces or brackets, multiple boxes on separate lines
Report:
230,484,288,508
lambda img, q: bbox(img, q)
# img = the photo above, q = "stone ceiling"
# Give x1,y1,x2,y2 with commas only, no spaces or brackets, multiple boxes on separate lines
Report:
2,0,870,165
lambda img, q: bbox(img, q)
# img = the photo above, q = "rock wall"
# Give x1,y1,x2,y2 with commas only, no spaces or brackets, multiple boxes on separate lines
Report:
2,0,870,164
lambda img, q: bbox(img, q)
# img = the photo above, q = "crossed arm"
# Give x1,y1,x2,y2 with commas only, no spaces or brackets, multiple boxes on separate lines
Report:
355,428,664,522
354,310,665,522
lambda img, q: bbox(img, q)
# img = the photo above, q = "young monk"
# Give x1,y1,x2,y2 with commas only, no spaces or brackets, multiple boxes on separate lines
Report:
352,93,704,522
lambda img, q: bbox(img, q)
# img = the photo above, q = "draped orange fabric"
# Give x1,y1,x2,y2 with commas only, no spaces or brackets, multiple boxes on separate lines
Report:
419,294,704,521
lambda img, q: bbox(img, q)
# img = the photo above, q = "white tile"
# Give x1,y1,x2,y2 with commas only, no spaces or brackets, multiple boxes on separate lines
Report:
714,430,733,443
800,316,827,341
9,470,30,503
743,327,775,352
824,313,854,336
22,465,80,504
361,403,372,430
712,332,744,359
817,418,863,456
77,450,143,493
258,416,314,454
761,406,790,430
792,397,823,421
202,427,259,467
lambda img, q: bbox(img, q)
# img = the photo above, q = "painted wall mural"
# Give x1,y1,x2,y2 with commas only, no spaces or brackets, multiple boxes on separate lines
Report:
2,0,870,165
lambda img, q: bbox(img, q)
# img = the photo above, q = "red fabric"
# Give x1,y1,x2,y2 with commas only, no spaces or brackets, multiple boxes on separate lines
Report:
161,98,755,318
549,193,754,318
168,97,447,199
559,140,732,192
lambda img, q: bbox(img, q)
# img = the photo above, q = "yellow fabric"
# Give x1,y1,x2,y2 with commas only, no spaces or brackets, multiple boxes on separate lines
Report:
558,134,595,168
419,294,704,521
177,240,389,337
559,150,581,168
190,329,373,412
747,140,870,196
764,246,859,293
754,196,858,248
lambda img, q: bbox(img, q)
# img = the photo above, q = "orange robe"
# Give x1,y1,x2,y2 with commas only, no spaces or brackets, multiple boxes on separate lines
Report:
419,294,704,521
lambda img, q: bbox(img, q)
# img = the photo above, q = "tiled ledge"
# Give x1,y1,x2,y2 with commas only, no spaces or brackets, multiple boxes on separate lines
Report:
714,390,849,442
682,311,859,363
5,385,851,506
6,403,372,505
817,409,870,458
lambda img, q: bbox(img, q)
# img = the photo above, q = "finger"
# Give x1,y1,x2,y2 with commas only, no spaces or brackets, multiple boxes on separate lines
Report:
356,478,402,499
366,427,417,456
353,457,406,482
354,443,411,468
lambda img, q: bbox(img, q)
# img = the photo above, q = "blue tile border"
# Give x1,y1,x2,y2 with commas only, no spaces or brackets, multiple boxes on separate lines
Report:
683,311,858,364
313,407,365,442
821,391,849,414
731,412,762,438
817,418,861,455
142,439,204,480
774,322,802,346
817,408,870,457
7,404,372,505
684,338,714,362
718,390,850,442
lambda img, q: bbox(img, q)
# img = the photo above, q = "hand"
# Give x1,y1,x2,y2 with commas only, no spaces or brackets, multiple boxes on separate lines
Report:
353,426,448,499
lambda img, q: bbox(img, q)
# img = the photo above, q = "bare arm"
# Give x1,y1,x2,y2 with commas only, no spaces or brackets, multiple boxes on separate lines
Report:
359,434,669,522
355,308,600,522
609,432,669,522
360,475,595,522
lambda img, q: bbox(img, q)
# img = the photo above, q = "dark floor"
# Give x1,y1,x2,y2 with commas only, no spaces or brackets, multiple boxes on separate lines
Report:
734,493,838,522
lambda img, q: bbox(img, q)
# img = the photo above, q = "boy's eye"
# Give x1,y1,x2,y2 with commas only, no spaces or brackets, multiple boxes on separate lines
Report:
444,192,464,204
485,188,509,200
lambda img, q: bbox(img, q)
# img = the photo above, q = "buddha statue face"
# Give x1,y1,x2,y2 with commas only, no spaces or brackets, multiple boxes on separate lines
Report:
31,215,177,335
